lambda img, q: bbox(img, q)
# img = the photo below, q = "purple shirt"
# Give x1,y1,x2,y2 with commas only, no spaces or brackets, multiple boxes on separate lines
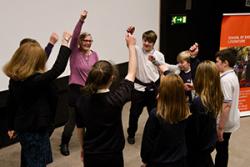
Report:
69,20,99,86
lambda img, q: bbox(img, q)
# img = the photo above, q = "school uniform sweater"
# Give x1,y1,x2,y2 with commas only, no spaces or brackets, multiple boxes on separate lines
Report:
7,46,71,132
76,79,134,154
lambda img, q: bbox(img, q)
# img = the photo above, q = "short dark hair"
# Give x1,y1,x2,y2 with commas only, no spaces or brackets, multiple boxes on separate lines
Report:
215,48,237,67
142,30,157,44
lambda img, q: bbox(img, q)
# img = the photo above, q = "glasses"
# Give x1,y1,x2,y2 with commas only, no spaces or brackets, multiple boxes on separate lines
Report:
82,39,93,43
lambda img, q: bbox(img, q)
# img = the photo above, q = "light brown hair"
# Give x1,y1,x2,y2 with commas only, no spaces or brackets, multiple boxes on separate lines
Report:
142,30,157,44
177,50,191,63
19,38,39,46
83,60,118,95
3,43,47,81
194,60,223,117
157,74,190,124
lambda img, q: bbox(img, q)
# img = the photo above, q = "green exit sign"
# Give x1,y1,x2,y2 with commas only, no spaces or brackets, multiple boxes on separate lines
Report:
171,15,187,25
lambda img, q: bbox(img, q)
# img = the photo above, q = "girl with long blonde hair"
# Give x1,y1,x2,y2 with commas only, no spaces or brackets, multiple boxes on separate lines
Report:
186,60,223,167
4,32,72,167
141,74,190,167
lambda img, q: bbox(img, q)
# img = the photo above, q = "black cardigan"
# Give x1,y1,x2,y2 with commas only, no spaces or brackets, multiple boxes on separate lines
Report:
7,46,71,132
141,109,187,166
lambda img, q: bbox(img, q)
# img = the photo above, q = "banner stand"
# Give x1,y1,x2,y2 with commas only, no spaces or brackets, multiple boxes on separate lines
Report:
220,13,250,116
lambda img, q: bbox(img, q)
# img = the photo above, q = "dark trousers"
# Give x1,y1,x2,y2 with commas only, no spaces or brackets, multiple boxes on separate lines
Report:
61,106,76,144
127,89,157,137
61,84,81,144
147,158,187,167
215,132,231,167
187,150,214,167
84,152,124,167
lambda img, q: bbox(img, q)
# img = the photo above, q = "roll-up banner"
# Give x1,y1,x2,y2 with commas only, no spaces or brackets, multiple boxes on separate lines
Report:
220,13,250,116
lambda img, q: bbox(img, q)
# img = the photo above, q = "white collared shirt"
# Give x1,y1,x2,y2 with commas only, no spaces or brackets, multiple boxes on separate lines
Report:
134,45,165,91
219,69,240,132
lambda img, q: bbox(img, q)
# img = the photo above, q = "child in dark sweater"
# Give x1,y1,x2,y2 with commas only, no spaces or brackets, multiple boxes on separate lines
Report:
75,32,137,167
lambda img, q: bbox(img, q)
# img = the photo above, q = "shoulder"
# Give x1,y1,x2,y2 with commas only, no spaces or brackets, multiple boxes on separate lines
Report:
192,96,202,105
91,50,99,57
154,50,165,60
190,96,203,113
221,72,238,87
76,94,91,108
154,50,164,56
106,79,134,106
135,45,140,51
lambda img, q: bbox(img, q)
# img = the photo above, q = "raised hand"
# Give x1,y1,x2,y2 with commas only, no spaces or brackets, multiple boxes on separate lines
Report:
7,130,16,139
125,33,136,48
49,32,59,45
62,31,72,46
189,42,199,58
80,10,88,21
148,54,155,62
126,26,135,35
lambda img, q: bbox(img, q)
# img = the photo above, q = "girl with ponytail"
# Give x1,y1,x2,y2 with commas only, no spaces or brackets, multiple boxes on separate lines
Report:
76,30,137,167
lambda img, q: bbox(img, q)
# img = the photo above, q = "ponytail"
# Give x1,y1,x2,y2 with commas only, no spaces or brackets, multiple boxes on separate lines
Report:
82,60,116,95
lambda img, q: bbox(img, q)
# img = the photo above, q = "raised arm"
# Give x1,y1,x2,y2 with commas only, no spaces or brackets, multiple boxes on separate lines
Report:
34,32,72,83
70,10,88,49
125,29,137,82
44,32,59,57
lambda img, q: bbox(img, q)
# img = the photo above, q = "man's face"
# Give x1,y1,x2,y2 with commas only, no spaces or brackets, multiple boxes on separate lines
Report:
215,57,225,73
142,38,154,52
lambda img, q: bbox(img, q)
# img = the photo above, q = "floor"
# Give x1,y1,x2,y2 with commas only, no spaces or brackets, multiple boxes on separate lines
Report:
0,102,250,167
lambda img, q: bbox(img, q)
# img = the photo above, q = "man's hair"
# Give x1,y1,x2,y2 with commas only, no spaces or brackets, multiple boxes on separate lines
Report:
142,30,157,44
215,48,237,67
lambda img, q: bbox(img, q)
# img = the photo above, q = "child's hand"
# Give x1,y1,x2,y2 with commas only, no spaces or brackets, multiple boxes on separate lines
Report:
8,130,16,139
49,32,59,45
189,42,199,58
184,83,193,91
148,55,155,62
125,33,136,47
126,26,135,35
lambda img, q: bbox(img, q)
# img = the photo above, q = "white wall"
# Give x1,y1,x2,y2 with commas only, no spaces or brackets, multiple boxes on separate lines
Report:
0,0,160,91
